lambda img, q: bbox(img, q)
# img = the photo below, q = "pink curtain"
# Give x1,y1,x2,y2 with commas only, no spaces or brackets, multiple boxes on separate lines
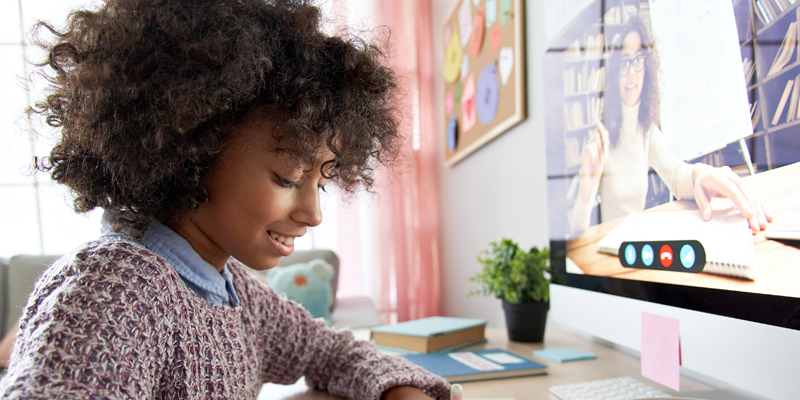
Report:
372,0,442,322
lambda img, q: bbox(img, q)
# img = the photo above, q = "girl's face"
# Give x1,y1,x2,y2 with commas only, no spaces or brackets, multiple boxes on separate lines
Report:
618,31,646,107
171,116,329,272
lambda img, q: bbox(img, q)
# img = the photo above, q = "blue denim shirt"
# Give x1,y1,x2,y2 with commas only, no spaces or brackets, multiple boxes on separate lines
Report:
101,212,240,307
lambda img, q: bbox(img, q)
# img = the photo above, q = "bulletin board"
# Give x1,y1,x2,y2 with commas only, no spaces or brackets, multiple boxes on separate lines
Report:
442,0,526,167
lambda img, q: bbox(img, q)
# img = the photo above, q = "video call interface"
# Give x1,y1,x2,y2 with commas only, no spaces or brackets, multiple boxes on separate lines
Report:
544,0,800,302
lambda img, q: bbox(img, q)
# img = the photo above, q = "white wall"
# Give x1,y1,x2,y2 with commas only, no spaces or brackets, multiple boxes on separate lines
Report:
431,0,800,399
433,0,551,330
0,0,105,259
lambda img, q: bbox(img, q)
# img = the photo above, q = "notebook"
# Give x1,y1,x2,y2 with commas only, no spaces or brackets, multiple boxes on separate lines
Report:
597,209,756,279
402,349,547,383
766,190,800,241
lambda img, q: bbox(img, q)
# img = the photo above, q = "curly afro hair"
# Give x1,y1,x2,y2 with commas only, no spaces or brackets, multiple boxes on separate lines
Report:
32,0,401,237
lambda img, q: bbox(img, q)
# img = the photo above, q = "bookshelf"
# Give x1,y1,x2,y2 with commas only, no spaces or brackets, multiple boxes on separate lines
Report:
739,0,800,170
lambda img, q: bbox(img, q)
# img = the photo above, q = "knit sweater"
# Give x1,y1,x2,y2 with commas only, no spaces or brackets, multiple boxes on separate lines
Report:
0,238,450,400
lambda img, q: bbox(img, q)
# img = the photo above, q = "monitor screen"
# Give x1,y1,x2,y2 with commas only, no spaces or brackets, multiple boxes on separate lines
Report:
545,0,800,329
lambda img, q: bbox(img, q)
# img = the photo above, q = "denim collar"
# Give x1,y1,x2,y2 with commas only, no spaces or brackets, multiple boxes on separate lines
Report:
100,211,240,307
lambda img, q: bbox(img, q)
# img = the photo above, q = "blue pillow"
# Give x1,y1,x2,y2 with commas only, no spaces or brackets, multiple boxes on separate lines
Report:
267,259,334,325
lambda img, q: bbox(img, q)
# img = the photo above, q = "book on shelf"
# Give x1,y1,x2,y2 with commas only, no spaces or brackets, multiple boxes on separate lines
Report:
370,317,487,353
772,78,794,125
565,137,582,169
565,39,581,60
563,66,605,95
402,348,547,383
788,75,800,122
603,5,638,25
743,57,755,84
767,20,797,77
771,74,800,125
564,101,586,131
752,101,762,129
585,33,604,59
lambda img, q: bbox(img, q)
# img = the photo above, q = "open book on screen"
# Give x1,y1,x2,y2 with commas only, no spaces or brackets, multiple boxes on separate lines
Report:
597,209,756,279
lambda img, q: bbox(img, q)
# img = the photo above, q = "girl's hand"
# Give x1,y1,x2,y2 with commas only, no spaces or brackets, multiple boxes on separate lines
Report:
382,386,435,400
692,164,773,232
578,121,610,204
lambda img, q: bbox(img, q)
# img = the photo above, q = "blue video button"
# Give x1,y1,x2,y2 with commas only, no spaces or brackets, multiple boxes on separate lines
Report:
680,244,696,268
624,244,637,265
642,244,654,266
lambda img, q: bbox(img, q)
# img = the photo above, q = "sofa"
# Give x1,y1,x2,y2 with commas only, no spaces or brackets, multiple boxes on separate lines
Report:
0,250,382,339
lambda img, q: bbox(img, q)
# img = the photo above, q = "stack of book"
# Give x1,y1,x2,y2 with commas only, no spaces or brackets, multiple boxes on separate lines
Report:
370,317,487,354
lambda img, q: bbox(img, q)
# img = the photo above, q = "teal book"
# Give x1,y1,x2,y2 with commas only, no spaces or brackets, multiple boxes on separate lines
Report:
402,348,547,383
370,317,487,353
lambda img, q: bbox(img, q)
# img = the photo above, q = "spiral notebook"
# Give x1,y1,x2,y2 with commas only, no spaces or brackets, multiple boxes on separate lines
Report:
597,209,756,279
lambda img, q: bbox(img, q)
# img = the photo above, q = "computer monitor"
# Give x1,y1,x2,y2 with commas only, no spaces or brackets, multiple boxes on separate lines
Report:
546,0,800,329
543,0,800,396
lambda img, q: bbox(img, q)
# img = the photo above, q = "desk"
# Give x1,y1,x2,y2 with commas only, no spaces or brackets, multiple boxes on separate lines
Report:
260,327,760,400
566,162,800,298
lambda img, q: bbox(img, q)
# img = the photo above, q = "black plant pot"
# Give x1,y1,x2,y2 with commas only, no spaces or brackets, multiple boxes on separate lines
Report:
502,299,549,343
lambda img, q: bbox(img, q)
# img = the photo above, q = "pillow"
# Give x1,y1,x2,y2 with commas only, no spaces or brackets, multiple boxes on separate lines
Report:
267,259,334,325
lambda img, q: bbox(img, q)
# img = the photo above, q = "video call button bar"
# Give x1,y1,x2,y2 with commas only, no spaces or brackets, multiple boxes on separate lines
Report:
619,240,706,273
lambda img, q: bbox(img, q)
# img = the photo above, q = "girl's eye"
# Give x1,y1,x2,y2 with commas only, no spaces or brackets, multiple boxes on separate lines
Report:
276,176,299,189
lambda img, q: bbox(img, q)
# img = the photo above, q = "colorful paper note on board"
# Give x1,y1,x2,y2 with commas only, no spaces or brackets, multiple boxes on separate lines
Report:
459,0,473,48
469,12,485,57
461,55,470,80
444,30,462,83
490,26,501,52
500,0,512,24
443,25,452,48
641,312,681,391
455,82,463,103
446,92,454,114
476,63,499,125
486,0,497,27
447,116,458,152
461,74,477,132
499,47,514,85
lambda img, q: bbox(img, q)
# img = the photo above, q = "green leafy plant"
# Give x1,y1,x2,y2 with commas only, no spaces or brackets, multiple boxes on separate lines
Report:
467,238,561,304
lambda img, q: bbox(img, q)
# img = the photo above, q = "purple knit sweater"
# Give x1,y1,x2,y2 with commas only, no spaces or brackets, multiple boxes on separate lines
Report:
0,238,450,399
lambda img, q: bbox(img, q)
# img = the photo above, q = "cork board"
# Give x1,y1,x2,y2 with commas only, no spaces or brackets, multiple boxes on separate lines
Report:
442,0,526,167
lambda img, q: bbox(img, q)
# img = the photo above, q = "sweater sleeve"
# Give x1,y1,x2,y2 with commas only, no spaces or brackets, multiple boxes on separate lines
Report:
241,266,450,400
0,240,175,399
647,125,695,200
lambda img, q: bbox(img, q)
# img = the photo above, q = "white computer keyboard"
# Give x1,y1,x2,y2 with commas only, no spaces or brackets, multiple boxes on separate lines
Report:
550,377,673,400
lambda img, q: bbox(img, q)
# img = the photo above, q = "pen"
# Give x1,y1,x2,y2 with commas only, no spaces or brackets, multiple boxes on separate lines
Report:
450,383,463,400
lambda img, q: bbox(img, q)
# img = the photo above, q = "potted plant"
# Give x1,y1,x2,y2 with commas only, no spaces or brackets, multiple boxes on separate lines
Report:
468,238,560,343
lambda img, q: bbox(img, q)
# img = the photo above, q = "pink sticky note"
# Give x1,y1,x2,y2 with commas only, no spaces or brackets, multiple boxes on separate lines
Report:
446,91,454,114
491,25,501,52
641,312,681,391
461,74,477,132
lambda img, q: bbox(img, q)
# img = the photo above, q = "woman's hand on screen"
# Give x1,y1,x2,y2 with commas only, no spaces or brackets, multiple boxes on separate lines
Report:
578,122,610,204
692,164,773,232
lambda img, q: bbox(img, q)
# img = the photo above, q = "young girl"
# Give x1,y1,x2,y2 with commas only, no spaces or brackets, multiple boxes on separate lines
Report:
0,0,449,399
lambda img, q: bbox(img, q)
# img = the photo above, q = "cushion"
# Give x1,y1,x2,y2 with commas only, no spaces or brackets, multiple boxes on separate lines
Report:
267,259,334,325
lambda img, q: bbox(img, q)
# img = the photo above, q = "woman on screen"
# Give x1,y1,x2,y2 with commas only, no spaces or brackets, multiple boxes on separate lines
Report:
570,15,771,233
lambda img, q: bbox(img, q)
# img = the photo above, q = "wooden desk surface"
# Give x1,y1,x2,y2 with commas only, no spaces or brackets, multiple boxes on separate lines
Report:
566,162,800,298
260,327,760,400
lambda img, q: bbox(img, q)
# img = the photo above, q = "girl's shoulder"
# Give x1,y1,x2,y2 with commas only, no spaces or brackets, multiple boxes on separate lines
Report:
31,238,186,310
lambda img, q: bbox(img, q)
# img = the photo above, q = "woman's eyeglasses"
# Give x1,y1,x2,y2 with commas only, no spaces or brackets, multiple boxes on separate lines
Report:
619,54,646,76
